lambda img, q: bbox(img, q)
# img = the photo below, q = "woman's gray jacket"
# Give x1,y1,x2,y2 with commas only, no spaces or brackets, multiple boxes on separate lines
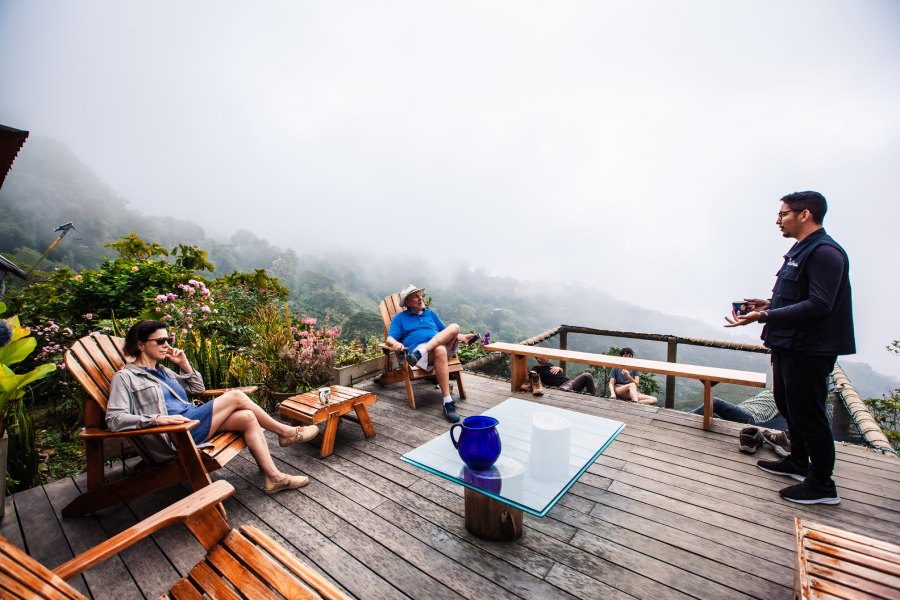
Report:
106,364,205,464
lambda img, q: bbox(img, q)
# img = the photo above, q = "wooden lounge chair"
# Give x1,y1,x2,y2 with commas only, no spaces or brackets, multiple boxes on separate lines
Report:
374,293,466,409
61,333,252,517
0,480,350,599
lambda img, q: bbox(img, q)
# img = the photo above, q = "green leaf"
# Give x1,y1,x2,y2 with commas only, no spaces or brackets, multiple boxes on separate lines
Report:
0,336,37,365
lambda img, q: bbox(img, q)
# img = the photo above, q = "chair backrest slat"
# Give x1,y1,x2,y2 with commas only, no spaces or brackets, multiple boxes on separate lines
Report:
64,334,126,417
379,293,405,337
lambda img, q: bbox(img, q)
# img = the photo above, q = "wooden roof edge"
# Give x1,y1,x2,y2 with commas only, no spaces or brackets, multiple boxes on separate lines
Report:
833,362,898,458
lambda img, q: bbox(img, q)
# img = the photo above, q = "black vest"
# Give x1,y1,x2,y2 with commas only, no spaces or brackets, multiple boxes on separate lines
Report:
763,228,855,356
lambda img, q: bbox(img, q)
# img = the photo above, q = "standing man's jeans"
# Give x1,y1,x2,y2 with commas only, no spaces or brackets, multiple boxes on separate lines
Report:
772,352,836,485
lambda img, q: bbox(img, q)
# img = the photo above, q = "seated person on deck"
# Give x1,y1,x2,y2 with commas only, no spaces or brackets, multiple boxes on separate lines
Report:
531,357,596,395
607,347,658,405
385,283,478,424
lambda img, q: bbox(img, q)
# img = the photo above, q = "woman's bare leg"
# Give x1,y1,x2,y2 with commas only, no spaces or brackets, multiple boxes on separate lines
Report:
208,390,295,438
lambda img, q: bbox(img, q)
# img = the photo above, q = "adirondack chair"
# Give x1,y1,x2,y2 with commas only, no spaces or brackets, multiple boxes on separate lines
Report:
0,480,350,599
61,333,252,517
374,293,466,409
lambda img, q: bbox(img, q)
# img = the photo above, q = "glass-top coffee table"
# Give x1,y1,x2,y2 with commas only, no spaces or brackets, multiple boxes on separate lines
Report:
402,397,625,541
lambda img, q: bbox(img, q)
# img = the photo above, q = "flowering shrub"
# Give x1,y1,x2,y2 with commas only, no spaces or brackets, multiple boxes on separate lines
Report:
280,316,340,391
248,305,340,405
153,278,217,335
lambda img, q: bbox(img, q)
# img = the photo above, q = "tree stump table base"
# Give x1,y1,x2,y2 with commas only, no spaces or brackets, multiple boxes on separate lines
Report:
464,487,524,541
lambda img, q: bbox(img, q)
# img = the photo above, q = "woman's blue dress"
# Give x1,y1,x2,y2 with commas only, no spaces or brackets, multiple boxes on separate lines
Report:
142,366,214,443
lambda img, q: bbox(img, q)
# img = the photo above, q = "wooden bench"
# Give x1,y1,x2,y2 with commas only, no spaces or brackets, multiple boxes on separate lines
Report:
794,518,900,599
484,342,766,430
278,385,377,457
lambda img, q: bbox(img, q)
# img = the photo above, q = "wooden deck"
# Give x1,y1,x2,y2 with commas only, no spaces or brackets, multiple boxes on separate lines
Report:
4,373,899,599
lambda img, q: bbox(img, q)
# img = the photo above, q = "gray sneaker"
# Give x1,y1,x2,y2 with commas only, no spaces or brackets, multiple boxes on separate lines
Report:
762,430,791,457
443,401,460,423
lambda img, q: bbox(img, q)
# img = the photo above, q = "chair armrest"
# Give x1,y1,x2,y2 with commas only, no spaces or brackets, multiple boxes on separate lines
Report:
197,385,259,398
53,480,235,581
80,420,199,440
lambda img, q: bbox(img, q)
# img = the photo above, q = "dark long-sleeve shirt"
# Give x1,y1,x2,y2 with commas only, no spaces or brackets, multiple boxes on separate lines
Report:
766,245,845,324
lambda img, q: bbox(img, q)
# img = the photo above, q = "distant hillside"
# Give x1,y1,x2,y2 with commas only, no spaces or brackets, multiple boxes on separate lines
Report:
2,135,897,399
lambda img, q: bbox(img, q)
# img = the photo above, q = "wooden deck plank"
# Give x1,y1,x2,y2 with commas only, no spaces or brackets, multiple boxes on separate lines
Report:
9,373,900,600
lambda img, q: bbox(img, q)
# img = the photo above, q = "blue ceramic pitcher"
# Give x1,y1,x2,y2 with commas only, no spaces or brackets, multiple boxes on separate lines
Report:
450,415,501,471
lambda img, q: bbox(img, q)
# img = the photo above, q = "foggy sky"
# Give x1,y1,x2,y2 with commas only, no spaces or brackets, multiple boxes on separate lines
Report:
1,1,899,376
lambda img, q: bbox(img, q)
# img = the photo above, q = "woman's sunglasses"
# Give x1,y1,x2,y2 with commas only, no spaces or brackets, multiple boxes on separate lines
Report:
146,336,173,346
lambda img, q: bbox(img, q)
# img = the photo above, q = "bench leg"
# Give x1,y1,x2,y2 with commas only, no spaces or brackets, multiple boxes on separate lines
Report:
509,354,529,394
321,412,341,458
702,380,713,430
353,402,376,439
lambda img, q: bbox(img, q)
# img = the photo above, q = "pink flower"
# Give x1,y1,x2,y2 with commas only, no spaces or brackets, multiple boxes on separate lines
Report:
155,294,167,302
188,279,200,287
201,305,211,313
163,315,171,321
167,293,177,301
74,274,83,281
155,307,162,313
302,317,317,326
131,266,139,272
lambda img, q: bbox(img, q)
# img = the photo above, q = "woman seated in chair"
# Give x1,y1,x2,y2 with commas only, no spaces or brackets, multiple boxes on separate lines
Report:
107,320,318,494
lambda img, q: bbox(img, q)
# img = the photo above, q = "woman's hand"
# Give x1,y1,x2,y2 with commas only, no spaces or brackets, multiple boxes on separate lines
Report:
156,414,191,426
165,346,192,372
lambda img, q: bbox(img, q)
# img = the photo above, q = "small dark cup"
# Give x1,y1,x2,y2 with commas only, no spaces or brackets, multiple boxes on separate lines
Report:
732,301,750,316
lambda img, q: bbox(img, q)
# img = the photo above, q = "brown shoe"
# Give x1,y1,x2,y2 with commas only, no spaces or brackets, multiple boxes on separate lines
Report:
264,473,309,494
518,380,532,393
530,371,544,396
279,425,319,447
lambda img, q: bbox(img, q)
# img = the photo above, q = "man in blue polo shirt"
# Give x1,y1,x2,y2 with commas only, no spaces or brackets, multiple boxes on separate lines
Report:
386,283,477,423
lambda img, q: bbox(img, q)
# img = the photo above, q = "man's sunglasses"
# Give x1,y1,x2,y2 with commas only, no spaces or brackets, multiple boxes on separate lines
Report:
147,336,173,346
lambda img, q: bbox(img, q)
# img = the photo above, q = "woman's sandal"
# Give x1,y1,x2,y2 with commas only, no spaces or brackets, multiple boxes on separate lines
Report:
462,333,481,346
264,473,309,494
278,425,319,447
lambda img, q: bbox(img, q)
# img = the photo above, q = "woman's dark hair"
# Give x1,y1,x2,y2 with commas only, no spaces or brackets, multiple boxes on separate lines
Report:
620,347,634,356
781,191,827,224
123,320,168,357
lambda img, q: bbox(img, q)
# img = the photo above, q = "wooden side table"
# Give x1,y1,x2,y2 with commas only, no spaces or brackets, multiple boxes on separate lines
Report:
277,386,377,458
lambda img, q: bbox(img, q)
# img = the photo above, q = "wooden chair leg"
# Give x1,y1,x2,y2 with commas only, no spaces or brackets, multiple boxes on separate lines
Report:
402,365,416,409
455,371,467,400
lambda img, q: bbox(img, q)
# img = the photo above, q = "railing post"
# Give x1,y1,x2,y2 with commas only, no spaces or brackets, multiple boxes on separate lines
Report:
665,336,677,409
559,327,568,375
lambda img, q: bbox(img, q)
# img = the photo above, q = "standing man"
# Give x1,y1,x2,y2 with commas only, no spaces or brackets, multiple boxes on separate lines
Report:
726,191,854,505
386,284,477,423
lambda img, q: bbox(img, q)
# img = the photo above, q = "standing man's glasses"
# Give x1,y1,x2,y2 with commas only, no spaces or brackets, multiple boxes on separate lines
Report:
777,209,801,219
147,337,172,345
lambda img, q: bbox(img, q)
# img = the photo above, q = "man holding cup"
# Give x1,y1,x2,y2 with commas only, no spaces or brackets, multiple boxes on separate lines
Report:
726,191,854,505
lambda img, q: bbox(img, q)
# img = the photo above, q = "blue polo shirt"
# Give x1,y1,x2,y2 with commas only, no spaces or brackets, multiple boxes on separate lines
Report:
388,308,446,351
